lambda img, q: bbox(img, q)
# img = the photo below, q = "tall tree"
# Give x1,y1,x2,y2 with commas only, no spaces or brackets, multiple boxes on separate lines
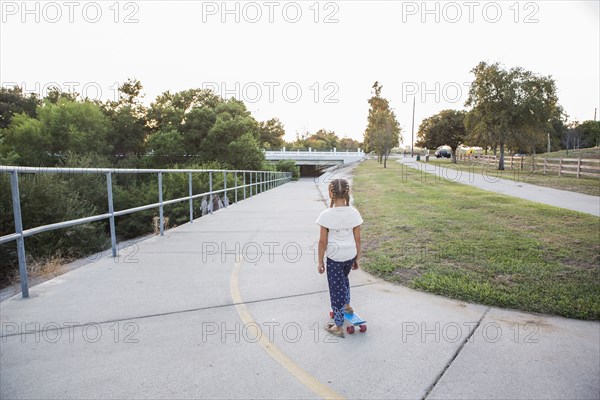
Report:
416,109,466,163
258,118,285,149
364,82,401,168
98,79,148,157
465,62,559,169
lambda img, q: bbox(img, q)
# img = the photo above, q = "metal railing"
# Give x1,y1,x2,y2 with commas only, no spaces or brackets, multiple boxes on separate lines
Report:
0,166,292,298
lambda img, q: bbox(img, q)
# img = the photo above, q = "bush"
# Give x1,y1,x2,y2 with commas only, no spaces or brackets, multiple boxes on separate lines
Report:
275,159,300,180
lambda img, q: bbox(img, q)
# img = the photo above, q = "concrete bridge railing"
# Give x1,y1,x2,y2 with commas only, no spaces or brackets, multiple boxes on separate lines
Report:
0,166,292,298
265,149,365,165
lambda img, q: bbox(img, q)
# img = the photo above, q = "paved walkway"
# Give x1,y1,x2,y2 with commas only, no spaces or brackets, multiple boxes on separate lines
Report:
398,158,600,217
1,178,599,399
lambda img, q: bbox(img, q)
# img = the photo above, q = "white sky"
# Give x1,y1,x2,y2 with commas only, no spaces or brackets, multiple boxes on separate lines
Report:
1,0,599,144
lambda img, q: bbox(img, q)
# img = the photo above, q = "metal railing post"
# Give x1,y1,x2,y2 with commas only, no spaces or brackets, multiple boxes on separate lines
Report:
209,171,213,213
223,171,227,207
234,172,238,203
244,173,247,199
10,171,29,298
158,172,164,236
106,172,117,257
188,172,193,223
249,172,253,197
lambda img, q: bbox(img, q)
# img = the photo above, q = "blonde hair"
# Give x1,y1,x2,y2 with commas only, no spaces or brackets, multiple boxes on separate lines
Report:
328,178,350,208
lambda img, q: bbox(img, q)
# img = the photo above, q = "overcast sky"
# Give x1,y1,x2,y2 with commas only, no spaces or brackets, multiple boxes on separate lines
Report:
1,0,598,144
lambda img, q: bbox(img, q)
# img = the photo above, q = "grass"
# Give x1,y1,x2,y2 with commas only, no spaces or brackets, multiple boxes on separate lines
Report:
9,253,68,286
353,160,600,320
425,158,600,196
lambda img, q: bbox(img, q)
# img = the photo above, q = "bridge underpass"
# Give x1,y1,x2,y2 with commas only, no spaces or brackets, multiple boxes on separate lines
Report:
264,149,366,177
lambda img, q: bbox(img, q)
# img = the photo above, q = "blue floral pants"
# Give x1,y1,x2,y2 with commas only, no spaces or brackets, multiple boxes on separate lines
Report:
326,257,355,327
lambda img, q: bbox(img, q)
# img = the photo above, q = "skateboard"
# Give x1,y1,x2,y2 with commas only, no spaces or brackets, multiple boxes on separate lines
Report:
329,310,367,334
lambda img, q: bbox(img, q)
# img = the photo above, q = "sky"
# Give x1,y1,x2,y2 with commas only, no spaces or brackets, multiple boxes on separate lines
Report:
1,0,599,145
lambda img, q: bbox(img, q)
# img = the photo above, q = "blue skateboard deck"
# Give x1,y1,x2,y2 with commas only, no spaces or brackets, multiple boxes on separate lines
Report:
344,312,366,326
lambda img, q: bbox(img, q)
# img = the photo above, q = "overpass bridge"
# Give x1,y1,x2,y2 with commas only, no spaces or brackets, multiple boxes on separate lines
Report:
264,149,366,176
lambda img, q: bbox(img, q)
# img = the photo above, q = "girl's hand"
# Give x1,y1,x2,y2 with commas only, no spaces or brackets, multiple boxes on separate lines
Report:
318,263,325,274
352,260,360,270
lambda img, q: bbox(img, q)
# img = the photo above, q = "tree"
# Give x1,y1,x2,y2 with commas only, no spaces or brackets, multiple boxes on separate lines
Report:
364,82,401,168
147,88,221,133
94,79,148,158
2,99,112,165
227,132,265,170
200,99,259,162
417,109,466,163
180,107,217,155
0,87,40,129
146,129,185,167
465,62,559,170
258,118,285,149
578,120,600,148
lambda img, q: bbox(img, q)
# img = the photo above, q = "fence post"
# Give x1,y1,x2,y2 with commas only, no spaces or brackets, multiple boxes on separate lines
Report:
520,156,524,171
209,171,213,213
531,156,535,172
244,172,247,199
510,155,513,169
249,172,253,197
158,172,164,236
544,158,547,174
577,157,581,178
234,172,238,203
10,171,29,298
223,171,227,207
188,172,193,223
559,158,563,176
106,172,117,257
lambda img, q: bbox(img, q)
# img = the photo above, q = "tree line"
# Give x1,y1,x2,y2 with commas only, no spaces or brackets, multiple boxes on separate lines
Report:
359,63,598,170
416,62,600,169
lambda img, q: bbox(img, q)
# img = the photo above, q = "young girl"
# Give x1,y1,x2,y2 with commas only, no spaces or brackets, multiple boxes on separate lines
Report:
316,178,363,337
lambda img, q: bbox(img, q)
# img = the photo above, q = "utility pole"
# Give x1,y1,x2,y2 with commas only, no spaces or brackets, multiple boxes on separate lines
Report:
411,96,415,157
594,108,597,121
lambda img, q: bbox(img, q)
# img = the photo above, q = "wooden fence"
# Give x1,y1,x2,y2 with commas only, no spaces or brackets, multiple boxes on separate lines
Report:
456,154,600,178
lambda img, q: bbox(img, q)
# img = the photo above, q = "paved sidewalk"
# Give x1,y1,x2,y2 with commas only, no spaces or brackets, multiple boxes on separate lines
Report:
1,178,599,399
398,158,600,217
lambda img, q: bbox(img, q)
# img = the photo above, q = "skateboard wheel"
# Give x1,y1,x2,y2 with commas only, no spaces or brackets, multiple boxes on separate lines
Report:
359,324,367,333
347,326,355,334
329,311,334,319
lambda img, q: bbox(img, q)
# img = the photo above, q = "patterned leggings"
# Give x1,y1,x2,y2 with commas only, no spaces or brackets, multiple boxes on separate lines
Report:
326,257,355,327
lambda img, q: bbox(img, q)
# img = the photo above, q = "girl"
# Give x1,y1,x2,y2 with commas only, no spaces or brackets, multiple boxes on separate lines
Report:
316,178,363,338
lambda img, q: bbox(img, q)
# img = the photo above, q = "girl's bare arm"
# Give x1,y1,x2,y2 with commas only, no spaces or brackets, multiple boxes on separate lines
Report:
318,226,328,273
353,225,361,269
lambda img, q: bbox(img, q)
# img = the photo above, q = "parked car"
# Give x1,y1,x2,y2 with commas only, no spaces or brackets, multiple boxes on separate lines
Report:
513,153,528,157
435,149,451,158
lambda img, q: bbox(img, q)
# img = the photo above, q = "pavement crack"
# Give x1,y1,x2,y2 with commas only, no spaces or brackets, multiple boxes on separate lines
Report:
421,306,491,400
0,283,376,339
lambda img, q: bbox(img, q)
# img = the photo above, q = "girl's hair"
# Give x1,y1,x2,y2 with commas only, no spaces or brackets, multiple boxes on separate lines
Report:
328,178,350,208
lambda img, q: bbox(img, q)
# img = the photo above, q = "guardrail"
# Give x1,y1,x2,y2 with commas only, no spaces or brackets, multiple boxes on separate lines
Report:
456,154,600,178
0,166,292,298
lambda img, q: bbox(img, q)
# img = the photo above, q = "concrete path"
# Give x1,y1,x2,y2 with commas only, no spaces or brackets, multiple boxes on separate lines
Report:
397,158,600,217
1,178,599,399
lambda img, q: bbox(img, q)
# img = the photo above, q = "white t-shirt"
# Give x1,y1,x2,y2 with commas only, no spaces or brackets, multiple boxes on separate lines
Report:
315,206,364,262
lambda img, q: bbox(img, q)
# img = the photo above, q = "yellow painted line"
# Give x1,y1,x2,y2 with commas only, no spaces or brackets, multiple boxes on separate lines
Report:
230,260,345,400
